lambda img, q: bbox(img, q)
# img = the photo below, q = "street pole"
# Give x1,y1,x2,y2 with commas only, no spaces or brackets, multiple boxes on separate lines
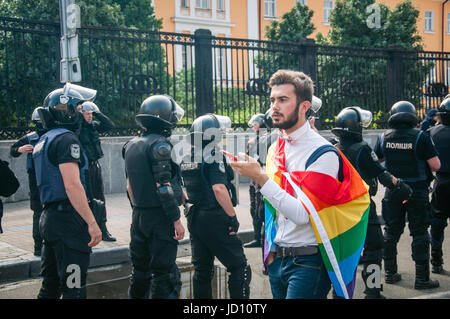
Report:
59,0,82,83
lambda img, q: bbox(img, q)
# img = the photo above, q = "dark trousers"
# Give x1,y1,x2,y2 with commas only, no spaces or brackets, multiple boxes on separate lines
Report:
430,177,450,251
128,207,181,299
37,204,91,299
382,183,431,263
86,160,105,202
190,207,249,299
249,182,264,242
32,206,43,251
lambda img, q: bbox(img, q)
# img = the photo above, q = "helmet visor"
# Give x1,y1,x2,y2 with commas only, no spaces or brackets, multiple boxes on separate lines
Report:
63,83,97,102
248,114,259,127
81,101,99,113
356,107,373,128
173,101,185,122
31,107,41,121
310,96,322,113
215,115,232,131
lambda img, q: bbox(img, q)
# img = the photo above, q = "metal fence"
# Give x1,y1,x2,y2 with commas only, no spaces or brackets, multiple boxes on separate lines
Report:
1,16,450,139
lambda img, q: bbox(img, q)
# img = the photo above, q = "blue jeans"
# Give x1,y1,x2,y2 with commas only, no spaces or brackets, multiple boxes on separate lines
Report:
268,253,331,299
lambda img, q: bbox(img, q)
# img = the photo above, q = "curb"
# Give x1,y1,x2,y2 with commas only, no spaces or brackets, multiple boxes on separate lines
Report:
0,229,254,284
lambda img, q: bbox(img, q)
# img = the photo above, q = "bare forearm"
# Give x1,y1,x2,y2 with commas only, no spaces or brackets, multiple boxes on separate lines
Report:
65,183,97,226
213,186,236,217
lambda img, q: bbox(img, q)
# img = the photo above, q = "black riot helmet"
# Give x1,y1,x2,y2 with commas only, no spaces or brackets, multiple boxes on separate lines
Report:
40,83,97,130
331,107,373,142
388,101,418,129
190,113,231,147
135,95,184,134
248,113,266,130
438,97,450,125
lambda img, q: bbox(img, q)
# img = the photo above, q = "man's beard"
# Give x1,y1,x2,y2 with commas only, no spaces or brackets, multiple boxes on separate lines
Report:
273,103,300,130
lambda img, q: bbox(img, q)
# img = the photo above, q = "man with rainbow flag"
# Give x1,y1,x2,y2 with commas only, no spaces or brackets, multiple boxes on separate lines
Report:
230,70,370,299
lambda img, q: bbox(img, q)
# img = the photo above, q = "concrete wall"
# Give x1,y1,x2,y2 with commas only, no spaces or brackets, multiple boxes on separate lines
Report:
0,130,383,203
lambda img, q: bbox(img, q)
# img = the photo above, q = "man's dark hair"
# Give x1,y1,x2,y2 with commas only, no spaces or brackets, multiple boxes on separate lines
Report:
269,70,314,105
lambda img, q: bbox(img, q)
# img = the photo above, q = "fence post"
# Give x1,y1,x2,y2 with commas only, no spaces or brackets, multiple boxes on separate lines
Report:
299,38,317,84
386,45,405,109
194,29,214,117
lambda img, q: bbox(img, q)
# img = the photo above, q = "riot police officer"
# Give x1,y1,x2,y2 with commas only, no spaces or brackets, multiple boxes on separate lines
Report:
332,106,413,299
10,108,47,256
78,101,116,242
429,98,450,274
123,95,185,299
374,101,441,290
181,113,251,299
244,113,266,248
33,83,102,299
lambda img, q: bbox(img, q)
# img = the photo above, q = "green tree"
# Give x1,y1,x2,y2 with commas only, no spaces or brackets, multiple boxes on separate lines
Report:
0,0,166,128
314,0,428,127
255,2,315,82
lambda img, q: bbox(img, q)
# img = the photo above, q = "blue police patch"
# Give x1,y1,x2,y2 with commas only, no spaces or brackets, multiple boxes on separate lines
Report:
70,144,80,159
218,163,226,173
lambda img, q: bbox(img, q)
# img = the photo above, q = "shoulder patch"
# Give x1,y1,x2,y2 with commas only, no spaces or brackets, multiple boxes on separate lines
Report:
70,144,81,159
370,151,378,162
218,162,226,173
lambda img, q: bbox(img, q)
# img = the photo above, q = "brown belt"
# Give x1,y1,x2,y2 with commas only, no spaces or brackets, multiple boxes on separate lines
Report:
276,246,319,258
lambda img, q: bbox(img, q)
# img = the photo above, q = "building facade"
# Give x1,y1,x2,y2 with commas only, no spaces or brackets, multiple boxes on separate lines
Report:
152,0,450,52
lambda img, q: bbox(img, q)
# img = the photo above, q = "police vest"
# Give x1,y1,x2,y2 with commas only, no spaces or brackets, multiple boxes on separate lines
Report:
32,128,88,205
336,140,378,196
181,153,236,210
430,124,450,174
79,124,103,162
124,134,182,208
382,128,427,182
26,131,40,170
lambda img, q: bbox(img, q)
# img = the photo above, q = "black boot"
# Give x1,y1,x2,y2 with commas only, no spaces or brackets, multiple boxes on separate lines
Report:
414,262,439,290
244,239,261,248
384,258,401,284
362,264,385,299
431,248,444,274
101,222,116,242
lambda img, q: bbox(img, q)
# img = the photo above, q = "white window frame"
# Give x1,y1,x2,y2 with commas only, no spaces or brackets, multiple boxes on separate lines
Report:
425,11,434,33
264,0,276,18
196,0,210,9
181,0,189,8
296,0,307,6
217,0,224,11
324,0,334,25
447,12,450,34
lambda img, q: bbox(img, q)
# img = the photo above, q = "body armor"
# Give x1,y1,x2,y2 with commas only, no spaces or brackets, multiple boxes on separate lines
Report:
33,128,88,204
382,128,427,182
124,134,182,208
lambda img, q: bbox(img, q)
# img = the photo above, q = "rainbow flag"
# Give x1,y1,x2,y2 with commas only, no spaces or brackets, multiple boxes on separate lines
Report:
264,137,370,299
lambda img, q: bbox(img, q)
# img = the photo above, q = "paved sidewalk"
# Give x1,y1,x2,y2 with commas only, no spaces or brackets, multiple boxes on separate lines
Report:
1,184,449,299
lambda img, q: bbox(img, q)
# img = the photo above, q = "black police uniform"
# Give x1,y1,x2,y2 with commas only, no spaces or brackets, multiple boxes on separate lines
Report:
375,128,438,283
336,140,385,297
78,112,115,240
429,123,450,273
10,129,46,255
246,134,264,247
33,128,91,299
123,133,183,299
181,151,251,299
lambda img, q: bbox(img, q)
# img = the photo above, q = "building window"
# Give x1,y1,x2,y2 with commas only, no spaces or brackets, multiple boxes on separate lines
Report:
296,0,307,5
425,11,434,32
447,12,450,34
196,0,210,9
264,0,276,18
324,0,334,25
217,0,224,11
181,0,189,8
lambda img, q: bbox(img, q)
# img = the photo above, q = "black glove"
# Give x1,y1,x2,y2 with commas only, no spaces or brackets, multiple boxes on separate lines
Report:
391,179,413,203
228,215,240,234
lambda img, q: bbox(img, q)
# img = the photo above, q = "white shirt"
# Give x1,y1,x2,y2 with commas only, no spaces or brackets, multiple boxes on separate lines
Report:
260,121,339,247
